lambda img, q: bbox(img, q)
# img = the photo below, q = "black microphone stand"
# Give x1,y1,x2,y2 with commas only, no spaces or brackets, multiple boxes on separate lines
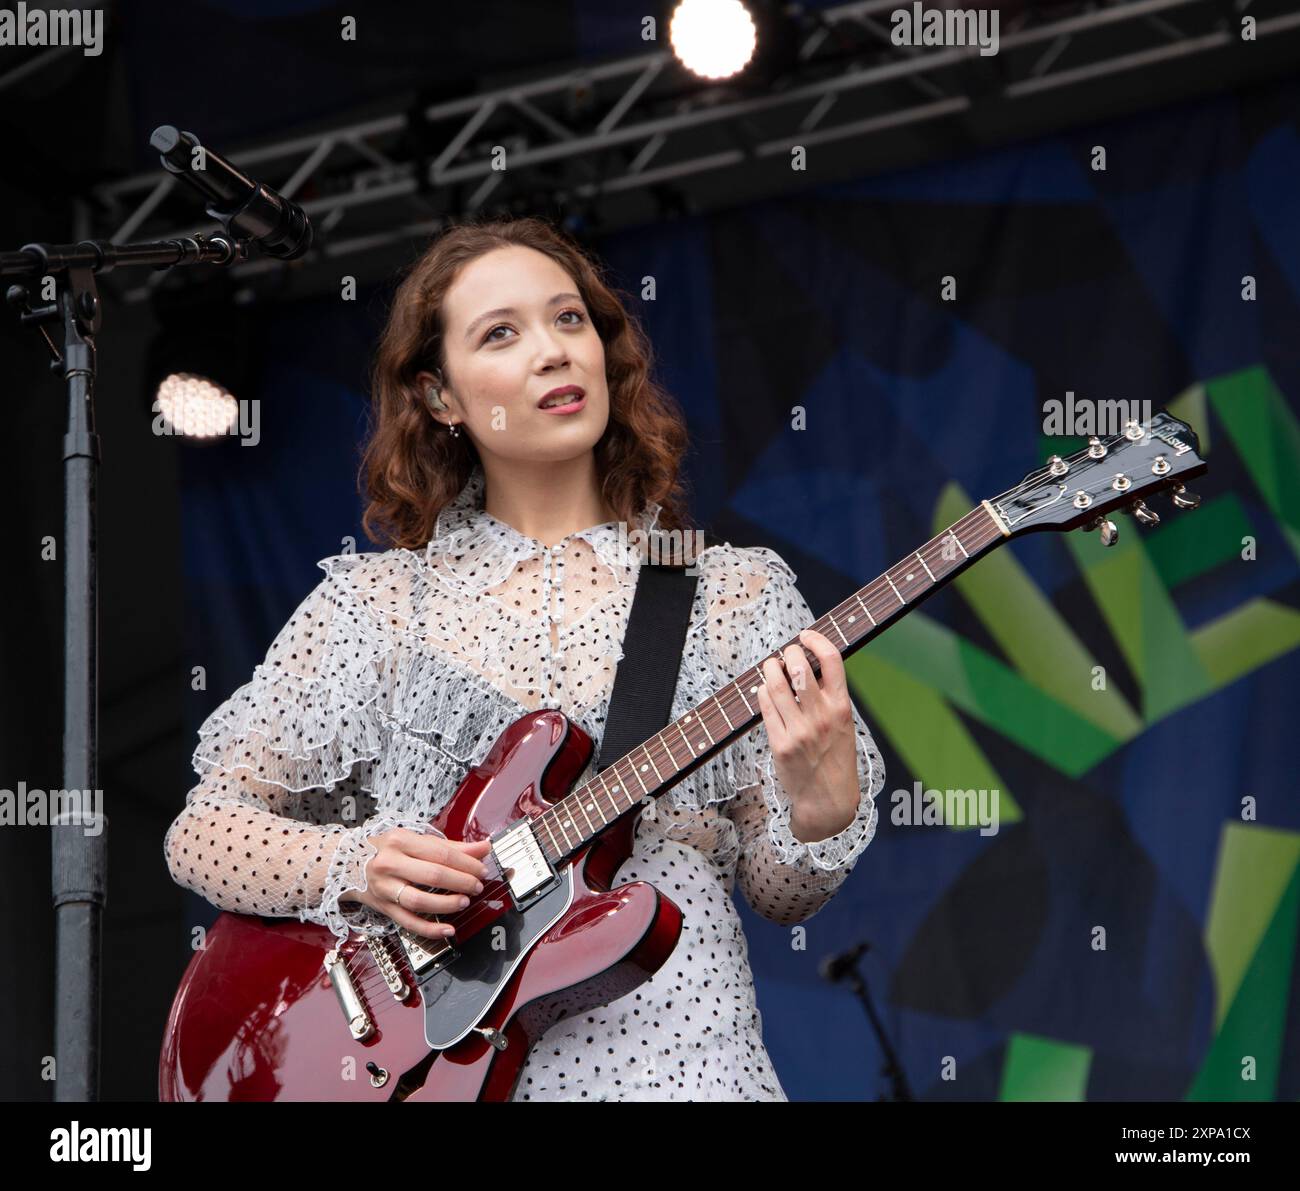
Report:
820,939,914,1101
2,227,257,1101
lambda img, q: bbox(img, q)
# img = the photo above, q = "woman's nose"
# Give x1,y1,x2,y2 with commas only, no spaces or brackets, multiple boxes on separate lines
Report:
535,333,569,365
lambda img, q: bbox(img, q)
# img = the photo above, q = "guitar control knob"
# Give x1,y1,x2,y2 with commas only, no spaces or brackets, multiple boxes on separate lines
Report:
1171,484,1201,509
1130,499,1160,526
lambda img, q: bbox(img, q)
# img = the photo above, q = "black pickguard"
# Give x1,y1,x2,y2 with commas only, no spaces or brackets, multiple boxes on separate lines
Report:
418,869,574,1050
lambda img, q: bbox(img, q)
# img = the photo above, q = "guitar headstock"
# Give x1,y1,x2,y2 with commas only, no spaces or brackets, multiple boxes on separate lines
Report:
990,409,1207,544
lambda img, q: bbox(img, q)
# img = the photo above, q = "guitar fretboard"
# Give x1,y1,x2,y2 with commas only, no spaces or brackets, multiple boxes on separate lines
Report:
529,500,1010,862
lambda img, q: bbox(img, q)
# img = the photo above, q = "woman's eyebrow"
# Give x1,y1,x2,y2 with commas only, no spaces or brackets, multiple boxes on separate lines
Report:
464,291,583,341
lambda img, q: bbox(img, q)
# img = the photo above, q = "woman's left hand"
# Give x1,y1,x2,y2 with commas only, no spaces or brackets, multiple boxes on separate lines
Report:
755,628,862,843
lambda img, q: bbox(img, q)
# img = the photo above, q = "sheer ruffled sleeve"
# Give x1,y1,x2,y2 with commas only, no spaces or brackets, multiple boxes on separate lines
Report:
698,544,883,925
163,556,431,941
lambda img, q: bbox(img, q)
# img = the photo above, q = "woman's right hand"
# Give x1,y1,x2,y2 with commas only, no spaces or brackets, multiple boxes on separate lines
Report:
345,828,493,939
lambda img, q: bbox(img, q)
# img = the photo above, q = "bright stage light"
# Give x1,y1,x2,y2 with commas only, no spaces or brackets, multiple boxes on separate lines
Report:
154,372,240,438
669,0,758,81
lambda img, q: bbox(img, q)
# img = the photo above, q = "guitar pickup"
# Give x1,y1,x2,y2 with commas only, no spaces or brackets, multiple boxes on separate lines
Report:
491,818,559,909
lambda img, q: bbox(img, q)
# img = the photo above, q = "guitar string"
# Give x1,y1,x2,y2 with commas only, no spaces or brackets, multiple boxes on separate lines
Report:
344,509,1011,997
987,420,1171,514
340,506,1005,991
340,517,1008,1008
342,430,1177,998
341,504,1006,997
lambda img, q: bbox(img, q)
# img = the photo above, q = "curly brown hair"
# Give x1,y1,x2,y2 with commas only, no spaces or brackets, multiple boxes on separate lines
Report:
358,215,700,553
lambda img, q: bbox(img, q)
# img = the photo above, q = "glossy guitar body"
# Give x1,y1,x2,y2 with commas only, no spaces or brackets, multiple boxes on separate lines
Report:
159,709,683,1101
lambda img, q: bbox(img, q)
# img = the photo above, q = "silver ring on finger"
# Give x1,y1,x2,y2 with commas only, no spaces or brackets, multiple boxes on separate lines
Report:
394,882,407,909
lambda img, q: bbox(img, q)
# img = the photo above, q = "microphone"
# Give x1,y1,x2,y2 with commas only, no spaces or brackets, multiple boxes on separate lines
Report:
150,125,313,261
819,940,870,983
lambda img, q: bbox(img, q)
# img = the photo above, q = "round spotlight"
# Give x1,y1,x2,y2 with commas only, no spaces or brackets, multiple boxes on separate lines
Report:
154,372,240,438
669,0,758,81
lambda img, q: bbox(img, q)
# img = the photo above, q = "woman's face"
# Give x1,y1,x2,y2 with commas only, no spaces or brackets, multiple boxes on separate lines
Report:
421,244,609,465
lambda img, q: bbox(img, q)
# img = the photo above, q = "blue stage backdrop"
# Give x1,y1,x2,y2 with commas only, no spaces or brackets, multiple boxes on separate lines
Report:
178,77,1300,1101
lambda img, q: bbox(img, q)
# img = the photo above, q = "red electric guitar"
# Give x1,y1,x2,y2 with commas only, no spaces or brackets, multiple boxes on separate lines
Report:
159,411,1206,1101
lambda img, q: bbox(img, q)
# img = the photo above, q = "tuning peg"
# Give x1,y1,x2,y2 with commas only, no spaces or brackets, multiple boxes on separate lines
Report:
1130,499,1160,526
1085,515,1120,546
1170,484,1201,510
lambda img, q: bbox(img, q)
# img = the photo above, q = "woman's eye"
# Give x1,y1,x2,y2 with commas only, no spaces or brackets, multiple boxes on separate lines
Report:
483,309,585,344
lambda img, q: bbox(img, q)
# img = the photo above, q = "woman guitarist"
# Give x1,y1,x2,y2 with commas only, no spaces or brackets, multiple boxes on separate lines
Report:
163,216,884,1101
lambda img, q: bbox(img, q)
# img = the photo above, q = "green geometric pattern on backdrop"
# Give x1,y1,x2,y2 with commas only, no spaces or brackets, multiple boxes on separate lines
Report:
998,1033,1092,1101
1208,367,1300,563
1187,826,1300,1101
842,366,1300,1097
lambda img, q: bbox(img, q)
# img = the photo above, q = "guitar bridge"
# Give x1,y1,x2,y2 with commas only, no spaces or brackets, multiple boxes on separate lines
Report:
366,933,411,1001
323,948,374,1041
491,818,559,909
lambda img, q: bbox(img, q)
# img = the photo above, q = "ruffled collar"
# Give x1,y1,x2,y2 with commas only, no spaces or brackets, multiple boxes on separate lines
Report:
423,463,663,591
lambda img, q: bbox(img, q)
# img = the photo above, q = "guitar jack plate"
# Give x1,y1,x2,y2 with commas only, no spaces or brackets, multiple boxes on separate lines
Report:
474,1026,509,1051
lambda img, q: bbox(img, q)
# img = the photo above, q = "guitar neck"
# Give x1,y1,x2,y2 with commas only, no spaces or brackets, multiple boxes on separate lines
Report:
528,499,1012,863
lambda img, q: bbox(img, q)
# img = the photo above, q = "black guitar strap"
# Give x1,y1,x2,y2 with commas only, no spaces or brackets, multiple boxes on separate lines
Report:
595,538,708,774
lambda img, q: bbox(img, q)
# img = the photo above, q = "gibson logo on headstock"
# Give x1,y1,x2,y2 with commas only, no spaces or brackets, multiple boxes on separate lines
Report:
1150,425,1194,456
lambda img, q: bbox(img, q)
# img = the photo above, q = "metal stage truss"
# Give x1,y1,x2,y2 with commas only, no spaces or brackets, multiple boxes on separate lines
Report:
71,0,1300,302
